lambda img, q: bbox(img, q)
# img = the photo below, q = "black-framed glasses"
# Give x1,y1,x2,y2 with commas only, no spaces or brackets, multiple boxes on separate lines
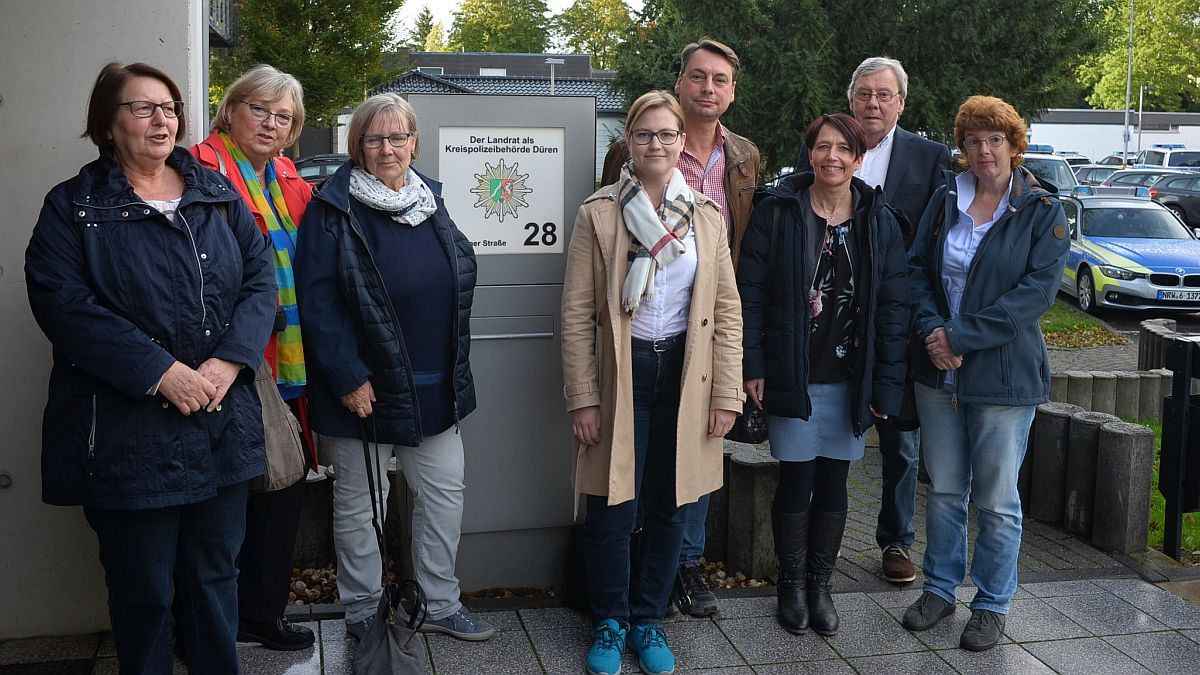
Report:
121,100,184,118
963,134,1007,149
361,132,415,149
240,100,294,127
630,129,681,145
852,89,899,103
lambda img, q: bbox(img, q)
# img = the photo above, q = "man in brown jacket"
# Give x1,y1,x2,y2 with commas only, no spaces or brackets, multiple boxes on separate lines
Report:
600,38,760,617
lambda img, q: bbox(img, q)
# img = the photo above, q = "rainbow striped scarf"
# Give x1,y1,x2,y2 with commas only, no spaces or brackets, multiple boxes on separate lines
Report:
220,131,306,389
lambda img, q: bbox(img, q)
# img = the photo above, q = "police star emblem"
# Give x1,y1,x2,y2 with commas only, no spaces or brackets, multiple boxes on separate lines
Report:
469,158,533,222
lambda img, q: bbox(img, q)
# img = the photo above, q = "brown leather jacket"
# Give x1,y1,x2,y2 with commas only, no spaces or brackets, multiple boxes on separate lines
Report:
601,127,760,269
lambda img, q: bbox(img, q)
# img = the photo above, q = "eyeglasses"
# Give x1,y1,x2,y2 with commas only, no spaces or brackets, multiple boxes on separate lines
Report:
362,132,415,149
630,129,681,145
121,100,184,118
963,134,1008,149
852,90,899,103
240,101,294,127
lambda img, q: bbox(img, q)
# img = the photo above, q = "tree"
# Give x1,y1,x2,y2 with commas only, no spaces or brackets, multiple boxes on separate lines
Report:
449,0,551,53
406,5,436,51
214,0,405,129
553,0,634,69
1079,0,1200,111
425,21,449,52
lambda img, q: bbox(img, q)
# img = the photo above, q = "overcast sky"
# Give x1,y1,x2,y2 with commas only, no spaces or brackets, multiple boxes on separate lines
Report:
396,0,645,33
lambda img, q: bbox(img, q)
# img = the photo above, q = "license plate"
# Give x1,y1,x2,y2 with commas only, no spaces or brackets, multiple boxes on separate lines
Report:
1158,290,1200,301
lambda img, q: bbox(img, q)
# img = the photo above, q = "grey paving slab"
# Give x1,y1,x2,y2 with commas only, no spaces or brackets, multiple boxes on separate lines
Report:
1104,631,1200,674
1091,578,1200,629
936,643,1056,674
1020,579,1105,598
822,606,926,658
90,656,188,674
475,610,522,633
0,634,100,665
658,620,746,671
1046,593,1169,636
516,606,590,630
753,659,856,674
1182,629,1200,645
710,596,774,619
1023,637,1153,674
715,616,838,665
426,629,539,675
1003,598,1092,642
846,651,957,674
316,619,359,675
237,621,321,674
869,588,924,609
527,625,638,675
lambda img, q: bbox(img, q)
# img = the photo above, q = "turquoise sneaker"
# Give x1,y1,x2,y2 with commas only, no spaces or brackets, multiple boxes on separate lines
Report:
586,619,626,675
629,623,675,674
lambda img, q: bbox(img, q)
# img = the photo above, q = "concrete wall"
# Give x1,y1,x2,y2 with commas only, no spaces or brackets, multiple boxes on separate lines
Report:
0,0,206,640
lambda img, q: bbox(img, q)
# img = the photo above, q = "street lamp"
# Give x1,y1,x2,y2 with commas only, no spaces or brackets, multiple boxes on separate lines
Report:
1121,0,1135,164
545,58,565,95
1137,85,1155,156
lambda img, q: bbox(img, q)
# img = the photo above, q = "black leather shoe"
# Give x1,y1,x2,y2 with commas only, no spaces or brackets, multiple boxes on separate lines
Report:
806,510,847,636
902,591,956,631
960,608,1005,651
237,616,315,651
672,563,719,617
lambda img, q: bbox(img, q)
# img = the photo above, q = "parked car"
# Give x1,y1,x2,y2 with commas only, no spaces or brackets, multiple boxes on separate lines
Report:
1100,168,1189,189
1058,193,1200,314
294,153,348,184
1133,144,1200,172
1023,152,1079,191
1097,153,1132,166
1074,165,1118,186
1058,152,1091,166
1150,173,1200,226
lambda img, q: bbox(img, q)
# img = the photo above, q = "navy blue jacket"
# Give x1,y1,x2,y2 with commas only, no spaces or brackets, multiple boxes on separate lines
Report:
25,148,277,509
908,167,1069,405
738,173,910,435
295,163,477,445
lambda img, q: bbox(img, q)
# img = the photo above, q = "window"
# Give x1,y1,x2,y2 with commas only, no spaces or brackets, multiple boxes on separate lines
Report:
1061,200,1079,238
479,67,507,77
418,67,444,76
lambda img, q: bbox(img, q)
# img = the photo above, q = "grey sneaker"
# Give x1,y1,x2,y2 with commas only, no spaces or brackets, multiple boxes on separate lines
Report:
346,615,374,641
960,608,1005,651
902,591,956,631
419,607,495,641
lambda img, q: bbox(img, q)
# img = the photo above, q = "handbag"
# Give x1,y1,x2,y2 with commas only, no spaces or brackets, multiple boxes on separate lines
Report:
354,419,430,675
725,401,768,444
249,357,308,492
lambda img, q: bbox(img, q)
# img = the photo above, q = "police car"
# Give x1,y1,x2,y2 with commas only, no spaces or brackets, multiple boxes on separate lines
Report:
1059,187,1200,314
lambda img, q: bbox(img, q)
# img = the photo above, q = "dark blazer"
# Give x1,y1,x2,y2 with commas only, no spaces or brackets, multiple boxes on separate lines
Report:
796,125,950,247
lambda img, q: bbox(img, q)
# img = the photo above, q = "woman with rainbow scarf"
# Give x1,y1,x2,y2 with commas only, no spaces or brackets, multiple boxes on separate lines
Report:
190,64,315,652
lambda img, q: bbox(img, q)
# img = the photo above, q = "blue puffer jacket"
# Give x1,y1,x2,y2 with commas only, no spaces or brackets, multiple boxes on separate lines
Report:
908,167,1070,405
25,147,277,509
295,162,477,445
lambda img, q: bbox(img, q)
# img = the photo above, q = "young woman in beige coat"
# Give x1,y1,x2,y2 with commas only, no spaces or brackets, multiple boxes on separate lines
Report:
561,90,743,675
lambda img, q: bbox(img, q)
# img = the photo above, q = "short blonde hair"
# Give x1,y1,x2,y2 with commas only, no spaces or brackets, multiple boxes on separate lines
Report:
625,90,685,141
213,64,306,146
347,93,420,167
953,95,1028,170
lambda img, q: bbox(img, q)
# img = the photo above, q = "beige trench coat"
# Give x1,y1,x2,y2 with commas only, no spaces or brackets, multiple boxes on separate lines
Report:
561,184,744,510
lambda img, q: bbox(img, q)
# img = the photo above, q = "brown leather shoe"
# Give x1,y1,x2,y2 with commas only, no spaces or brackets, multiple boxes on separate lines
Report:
881,546,917,583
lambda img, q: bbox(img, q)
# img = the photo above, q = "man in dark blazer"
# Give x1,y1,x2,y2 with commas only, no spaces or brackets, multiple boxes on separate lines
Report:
797,56,950,584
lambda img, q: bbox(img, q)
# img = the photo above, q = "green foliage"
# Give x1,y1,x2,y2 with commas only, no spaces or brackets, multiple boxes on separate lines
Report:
214,0,405,128
406,5,435,51
1079,0,1200,112
425,22,449,52
450,0,552,53
553,0,634,70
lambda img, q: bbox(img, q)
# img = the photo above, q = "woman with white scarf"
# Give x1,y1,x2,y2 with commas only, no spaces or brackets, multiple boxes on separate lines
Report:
561,91,743,675
295,93,492,643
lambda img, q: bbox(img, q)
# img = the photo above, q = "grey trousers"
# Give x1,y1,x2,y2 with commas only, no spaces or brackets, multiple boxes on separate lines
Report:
329,427,466,623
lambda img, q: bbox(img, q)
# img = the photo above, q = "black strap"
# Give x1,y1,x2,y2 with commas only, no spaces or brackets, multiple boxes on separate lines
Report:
360,418,391,575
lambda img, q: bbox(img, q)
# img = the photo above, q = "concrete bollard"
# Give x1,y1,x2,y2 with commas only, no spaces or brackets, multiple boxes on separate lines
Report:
1065,371,1094,411
1138,319,1177,370
1138,370,1163,422
727,445,779,579
1152,368,1174,419
1147,326,1164,371
1051,372,1069,403
1092,421,1156,555
1030,402,1084,524
1064,411,1120,538
1114,372,1142,420
1090,371,1117,415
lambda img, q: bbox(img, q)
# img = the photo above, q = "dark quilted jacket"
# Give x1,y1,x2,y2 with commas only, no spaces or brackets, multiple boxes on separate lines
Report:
295,162,477,445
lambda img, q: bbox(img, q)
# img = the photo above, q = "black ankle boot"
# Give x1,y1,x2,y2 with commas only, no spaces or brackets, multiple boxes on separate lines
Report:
772,508,809,634
806,509,848,636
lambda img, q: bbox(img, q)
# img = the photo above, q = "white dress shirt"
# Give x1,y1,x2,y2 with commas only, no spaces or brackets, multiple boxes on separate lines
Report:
856,125,896,189
630,226,698,340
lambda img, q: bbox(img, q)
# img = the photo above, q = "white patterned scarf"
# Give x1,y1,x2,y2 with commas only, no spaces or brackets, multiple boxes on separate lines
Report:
618,162,696,314
349,166,438,226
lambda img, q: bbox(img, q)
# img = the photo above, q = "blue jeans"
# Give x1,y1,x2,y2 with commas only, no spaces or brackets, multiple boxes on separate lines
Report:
585,335,687,626
875,419,920,550
85,482,248,674
678,493,709,564
914,383,1035,614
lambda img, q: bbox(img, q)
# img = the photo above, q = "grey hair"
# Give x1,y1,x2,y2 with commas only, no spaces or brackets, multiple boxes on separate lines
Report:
847,56,909,101
213,64,306,146
347,93,420,167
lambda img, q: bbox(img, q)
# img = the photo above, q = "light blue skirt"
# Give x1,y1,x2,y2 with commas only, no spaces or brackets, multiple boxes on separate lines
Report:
767,381,866,462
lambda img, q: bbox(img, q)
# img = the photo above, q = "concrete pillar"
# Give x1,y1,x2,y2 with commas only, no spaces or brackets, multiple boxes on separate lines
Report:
1030,402,1083,524
1114,372,1142,420
1065,371,1094,411
1090,371,1117,415
727,446,779,579
1138,319,1176,370
1152,368,1174,417
1092,421,1156,554
1138,371,1163,422
1051,371,1069,403
1064,411,1120,537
